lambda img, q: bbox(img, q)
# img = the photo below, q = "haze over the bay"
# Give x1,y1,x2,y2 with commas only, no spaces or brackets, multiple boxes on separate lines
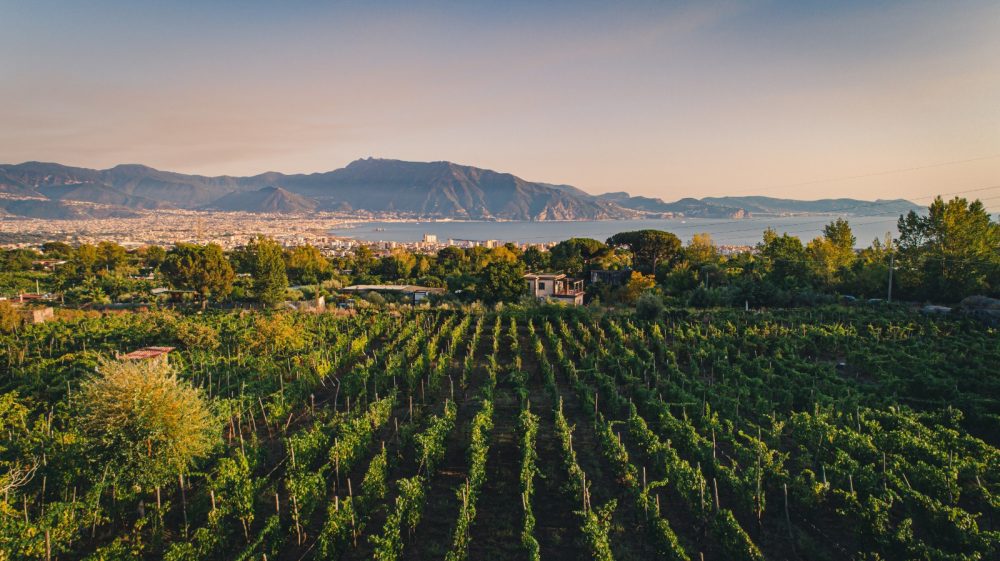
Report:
2,0,998,204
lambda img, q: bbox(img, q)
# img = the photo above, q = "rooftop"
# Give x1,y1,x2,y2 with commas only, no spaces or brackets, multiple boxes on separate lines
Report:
341,284,446,294
121,346,175,360
524,273,567,280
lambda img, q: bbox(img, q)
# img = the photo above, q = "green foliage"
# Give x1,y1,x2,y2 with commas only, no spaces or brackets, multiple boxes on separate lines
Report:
415,400,457,474
759,227,813,288
897,196,1000,301
579,499,616,561
284,244,332,285
380,249,417,280
519,408,541,561
371,476,426,561
476,259,525,304
607,229,682,273
1,290,998,560
445,399,494,561
162,243,235,299
0,301,21,333
549,237,607,275
78,359,219,490
246,236,288,306
0,248,40,272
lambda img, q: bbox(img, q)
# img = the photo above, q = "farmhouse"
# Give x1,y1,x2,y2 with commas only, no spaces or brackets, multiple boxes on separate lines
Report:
524,273,585,306
341,284,446,304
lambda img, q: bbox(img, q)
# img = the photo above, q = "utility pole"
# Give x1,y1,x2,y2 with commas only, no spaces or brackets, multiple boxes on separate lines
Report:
887,251,894,303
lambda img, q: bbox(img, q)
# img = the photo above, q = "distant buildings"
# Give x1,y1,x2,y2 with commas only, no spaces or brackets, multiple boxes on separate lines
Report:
341,284,446,304
281,296,326,313
524,273,585,306
32,259,67,271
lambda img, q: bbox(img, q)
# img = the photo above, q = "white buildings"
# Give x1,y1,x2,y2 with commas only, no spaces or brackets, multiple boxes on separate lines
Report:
523,273,585,306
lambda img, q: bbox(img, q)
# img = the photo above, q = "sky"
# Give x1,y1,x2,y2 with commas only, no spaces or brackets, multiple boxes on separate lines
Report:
1,0,998,205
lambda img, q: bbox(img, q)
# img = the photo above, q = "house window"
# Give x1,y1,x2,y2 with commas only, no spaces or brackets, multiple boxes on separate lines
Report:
538,281,546,290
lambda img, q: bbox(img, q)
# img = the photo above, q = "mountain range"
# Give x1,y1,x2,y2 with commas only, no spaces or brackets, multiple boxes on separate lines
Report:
0,158,923,220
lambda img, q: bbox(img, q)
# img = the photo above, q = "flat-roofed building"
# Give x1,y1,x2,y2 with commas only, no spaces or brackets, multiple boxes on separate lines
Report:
524,273,584,306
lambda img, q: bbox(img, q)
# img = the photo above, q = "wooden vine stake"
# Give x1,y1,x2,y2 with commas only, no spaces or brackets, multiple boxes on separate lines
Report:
713,478,720,511
783,483,793,540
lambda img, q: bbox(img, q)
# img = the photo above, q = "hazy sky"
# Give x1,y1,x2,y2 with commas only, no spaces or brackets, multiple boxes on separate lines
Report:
2,0,998,204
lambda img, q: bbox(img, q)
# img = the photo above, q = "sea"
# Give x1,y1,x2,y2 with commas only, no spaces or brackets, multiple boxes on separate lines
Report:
328,216,901,248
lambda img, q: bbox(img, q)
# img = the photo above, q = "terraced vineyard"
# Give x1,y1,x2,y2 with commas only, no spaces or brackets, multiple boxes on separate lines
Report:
1,306,998,560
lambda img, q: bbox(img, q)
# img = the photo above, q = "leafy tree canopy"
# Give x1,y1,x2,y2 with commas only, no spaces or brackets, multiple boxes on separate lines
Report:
285,244,332,285
549,238,607,275
162,243,235,300
476,259,526,304
246,236,288,306
606,230,681,274
896,196,1000,301
79,359,218,491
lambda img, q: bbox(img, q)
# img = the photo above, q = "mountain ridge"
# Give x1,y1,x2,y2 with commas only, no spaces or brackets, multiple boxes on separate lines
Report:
0,158,924,220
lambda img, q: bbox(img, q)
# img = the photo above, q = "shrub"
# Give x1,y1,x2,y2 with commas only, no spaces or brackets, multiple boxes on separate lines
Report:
79,359,219,491
635,291,665,320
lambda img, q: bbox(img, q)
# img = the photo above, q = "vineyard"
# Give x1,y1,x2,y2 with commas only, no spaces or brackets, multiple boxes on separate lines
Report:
1,305,998,560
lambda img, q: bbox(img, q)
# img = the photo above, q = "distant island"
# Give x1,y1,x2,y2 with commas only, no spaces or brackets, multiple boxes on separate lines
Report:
0,158,922,221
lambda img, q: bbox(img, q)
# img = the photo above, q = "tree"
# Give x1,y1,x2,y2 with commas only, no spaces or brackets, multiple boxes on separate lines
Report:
435,246,468,277
79,359,218,491
606,230,681,274
685,233,719,266
823,218,856,254
138,245,167,269
163,243,235,301
489,245,519,264
618,271,656,304
843,234,894,297
414,255,431,277
759,228,812,288
64,243,99,280
285,244,332,285
0,301,21,333
549,238,607,275
476,260,526,303
41,241,73,258
350,245,378,277
896,196,1000,301
64,275,112,305
0,392,38,498
380,249,416,280
247,236,288,306
635,291,665,320
96,241,128,271
807,218,857,288
0,248,39,271
468,246,494,272
522,246,551,271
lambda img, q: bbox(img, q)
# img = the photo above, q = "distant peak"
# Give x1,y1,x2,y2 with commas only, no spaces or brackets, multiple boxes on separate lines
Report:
110,163,160,173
